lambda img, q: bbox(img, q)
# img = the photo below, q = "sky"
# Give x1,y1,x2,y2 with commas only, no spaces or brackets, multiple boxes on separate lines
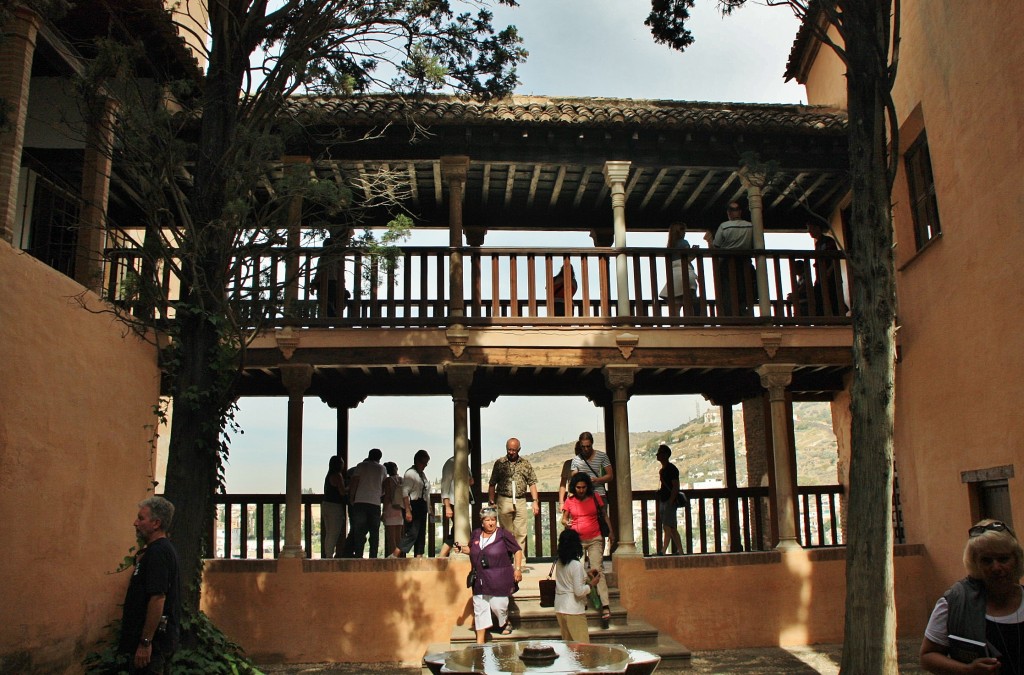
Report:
223,1,811,493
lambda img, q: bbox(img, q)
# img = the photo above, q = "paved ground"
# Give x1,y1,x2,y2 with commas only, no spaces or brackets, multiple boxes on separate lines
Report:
260,638,927,674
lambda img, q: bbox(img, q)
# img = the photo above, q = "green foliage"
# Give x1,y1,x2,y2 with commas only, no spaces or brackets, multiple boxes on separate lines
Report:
645,0,698,52
82,612,264,675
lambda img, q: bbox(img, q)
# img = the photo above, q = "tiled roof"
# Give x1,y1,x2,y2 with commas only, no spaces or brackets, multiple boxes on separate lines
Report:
286,94,847,135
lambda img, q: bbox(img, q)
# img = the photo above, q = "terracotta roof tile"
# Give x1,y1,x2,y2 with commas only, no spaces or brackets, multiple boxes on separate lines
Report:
286,94,847,135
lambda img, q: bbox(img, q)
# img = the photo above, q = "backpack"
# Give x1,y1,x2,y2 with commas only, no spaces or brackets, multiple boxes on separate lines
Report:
388,476,404,509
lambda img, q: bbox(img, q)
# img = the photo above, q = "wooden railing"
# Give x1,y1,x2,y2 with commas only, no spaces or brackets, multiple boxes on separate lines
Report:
209,485,845,560
106,246,850,329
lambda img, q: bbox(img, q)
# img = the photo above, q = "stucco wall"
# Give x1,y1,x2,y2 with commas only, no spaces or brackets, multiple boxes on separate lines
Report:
617,546,929,650
0,242,162,673
798,0,1024,608
202,558,476,665
202,549,930,663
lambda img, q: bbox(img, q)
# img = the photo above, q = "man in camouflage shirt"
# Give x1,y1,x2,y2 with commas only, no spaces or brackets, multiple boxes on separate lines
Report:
487,437,539,562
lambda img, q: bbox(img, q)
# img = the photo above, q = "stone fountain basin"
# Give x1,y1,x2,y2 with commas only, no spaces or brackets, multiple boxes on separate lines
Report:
423,640,660,674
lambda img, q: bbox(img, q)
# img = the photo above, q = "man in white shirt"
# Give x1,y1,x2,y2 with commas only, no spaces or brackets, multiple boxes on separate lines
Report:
706,200,757,315
345,448,387,558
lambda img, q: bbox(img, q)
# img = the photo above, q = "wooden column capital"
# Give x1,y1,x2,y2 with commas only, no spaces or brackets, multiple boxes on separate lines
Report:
757,363,795,399
280,363,313,397
446,363,476,398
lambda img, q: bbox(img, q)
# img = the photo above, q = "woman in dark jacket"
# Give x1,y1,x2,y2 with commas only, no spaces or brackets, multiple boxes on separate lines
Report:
455,506,523,643
921,519,1024,674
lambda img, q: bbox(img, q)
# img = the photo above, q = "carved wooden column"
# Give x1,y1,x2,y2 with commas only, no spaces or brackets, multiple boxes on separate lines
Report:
739,170,770,316
282,156,311,315
442,156,469,321
280,363,313,558
470,403,482,521
757,363,800,549
447,363,475,547
602,161,631,321
604,365,638,557
74,97,117,292
0,8,41,244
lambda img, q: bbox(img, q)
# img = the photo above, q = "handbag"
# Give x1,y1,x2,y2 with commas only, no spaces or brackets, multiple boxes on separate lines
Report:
466,568,476,589
538,562,557,608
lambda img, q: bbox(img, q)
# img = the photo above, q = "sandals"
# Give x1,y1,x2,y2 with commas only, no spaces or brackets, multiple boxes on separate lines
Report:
499,623,514,635
601,606,612,629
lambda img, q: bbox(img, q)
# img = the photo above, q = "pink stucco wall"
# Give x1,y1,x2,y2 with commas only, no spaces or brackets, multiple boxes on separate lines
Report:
798,1,1024,610
0,241,162,672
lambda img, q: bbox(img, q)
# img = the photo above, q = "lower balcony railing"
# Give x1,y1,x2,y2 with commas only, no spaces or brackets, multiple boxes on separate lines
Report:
208,485,846,561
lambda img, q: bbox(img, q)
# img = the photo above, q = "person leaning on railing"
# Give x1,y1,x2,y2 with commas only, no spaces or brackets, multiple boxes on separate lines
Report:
705,200,756,316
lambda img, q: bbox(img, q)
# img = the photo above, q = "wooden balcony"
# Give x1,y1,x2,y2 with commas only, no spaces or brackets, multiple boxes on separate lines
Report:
209,485,847,561
104,245,850,330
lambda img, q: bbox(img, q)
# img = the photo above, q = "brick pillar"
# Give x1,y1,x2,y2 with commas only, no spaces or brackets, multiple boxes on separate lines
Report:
0,8,41,244
75,97,117,292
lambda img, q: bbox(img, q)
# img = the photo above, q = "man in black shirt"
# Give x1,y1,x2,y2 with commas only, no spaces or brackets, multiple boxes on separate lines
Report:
656,445,684,555
120,496,181,673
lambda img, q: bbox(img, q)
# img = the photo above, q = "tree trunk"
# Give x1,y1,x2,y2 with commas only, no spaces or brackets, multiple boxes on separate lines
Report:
839,1,898,673
161,4,249,613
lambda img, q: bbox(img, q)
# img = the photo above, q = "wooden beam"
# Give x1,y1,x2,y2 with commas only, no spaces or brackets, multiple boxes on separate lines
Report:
660,169,694,211
504,164,518,208
573,166,594,208
639,168,669,210
482,163,491,207
433,161,443,204
549,165,567,208
407,163,420,206
526,164,542,208
683,170,717,211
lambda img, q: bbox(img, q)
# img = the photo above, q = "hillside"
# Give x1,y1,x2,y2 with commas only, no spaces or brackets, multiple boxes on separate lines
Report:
482,402,839,491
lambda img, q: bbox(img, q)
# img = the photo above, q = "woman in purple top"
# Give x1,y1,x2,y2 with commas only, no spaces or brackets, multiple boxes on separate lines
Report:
454,506,523,643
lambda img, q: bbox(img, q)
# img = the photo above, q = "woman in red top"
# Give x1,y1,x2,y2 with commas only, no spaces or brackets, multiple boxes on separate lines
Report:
561,473,611,627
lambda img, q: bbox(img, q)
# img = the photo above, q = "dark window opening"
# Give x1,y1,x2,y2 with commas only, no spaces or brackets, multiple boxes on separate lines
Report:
904,132,941,250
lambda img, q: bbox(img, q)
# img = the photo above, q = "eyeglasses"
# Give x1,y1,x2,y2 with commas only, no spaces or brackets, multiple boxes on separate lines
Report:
969,521,1016,538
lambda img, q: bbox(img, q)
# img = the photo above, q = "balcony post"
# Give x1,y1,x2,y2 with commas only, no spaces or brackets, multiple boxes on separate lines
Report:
604,364,639,558
282,156,311,316
757,363,801,549
0,7,41,244
280,363,313,558
442,156,470,321
602,161,631,320
74,96,117,293
447,363,475,548
739,170,771,317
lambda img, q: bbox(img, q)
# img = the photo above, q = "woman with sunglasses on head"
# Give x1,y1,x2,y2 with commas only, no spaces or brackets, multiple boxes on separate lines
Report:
921,519,1024,674
454,506,523,643
561,473,612,628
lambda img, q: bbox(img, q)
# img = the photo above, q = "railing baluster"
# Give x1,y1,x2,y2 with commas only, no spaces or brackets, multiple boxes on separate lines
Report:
224,503,233,559
239,502,249,559
304,499,314,558
255,501,265,559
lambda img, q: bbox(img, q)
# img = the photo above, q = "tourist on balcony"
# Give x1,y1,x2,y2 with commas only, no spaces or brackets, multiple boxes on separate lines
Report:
389,449,431,558
562,473,612,629
554,528,601,643
921,519,1023,673
548,262,578,316
488,437,539,563
345,448,387,558
439,455,475,558
705,200,756,316
571,431,615,551
454,506,523,643
322,456,347,558
119,497,181,673
806,219,848,316
311,230,353,318
658,221,701,316
382,462,404,555
656,444,684,556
